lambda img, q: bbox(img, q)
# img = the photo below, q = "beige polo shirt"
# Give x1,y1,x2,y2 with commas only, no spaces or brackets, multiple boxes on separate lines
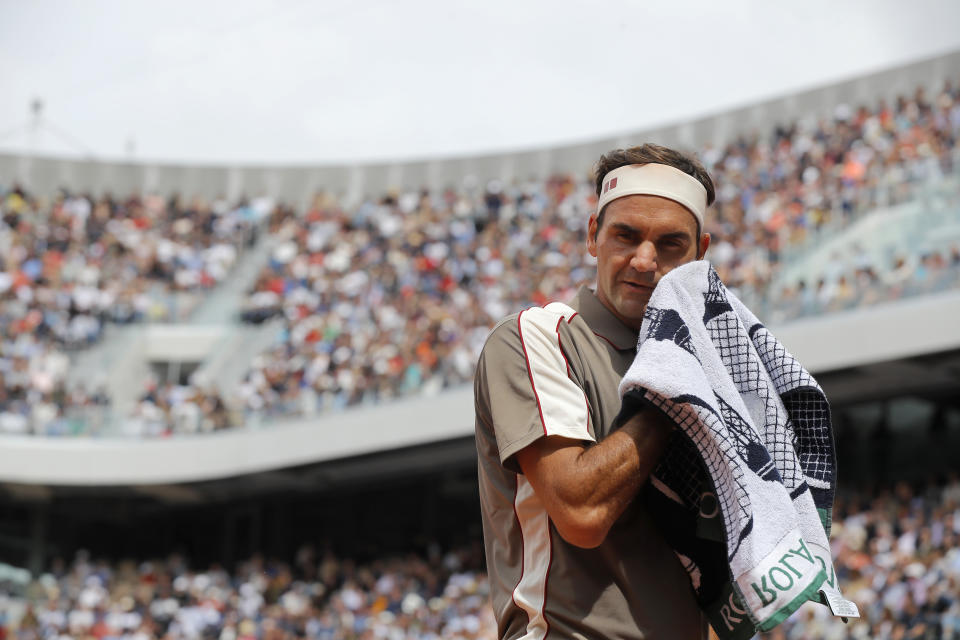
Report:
475,286,707,639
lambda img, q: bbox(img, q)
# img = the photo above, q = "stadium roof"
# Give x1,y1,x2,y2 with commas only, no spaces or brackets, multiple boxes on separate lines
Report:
2,0,960,164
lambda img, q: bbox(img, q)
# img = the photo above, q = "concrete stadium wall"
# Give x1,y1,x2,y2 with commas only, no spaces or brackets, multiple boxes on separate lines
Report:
2,289,959,487
1,50,959,206
142,325,228,362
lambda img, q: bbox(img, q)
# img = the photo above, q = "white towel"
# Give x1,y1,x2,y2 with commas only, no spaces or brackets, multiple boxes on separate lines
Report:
617,261,858,639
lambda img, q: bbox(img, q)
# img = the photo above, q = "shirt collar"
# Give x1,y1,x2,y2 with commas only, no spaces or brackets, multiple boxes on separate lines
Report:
571,286,639,351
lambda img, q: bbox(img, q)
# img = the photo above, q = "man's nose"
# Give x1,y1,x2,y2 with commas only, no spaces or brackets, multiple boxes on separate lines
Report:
630,241,658,272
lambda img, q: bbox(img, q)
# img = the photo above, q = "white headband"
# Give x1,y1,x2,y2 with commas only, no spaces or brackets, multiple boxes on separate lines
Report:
597,163,707,230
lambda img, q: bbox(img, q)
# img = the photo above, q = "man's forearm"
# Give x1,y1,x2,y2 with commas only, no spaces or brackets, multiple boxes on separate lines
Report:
516,407,674,548
564,411,673,531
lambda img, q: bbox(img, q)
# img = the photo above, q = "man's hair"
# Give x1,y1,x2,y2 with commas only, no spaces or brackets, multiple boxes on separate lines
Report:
592,143,716,231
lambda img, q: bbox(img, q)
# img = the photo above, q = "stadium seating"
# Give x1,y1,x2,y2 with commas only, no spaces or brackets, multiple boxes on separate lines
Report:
1,478,957,639
1,81,958,439
0,191,260,435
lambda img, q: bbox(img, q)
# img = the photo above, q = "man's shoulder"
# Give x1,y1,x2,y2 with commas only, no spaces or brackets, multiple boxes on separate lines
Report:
481,301,580,355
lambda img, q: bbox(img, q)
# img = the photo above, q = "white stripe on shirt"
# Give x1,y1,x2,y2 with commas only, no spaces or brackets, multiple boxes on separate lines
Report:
517,303,594,443
512,475,552,639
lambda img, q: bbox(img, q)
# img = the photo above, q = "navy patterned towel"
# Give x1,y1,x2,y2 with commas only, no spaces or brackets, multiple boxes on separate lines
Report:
617,261,858,639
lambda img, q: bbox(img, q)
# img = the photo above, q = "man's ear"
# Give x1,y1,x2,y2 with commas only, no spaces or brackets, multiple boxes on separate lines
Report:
697,232,711,260
587,214,599,257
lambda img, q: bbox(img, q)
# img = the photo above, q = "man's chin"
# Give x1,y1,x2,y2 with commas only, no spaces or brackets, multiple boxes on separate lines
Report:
613,297,649,328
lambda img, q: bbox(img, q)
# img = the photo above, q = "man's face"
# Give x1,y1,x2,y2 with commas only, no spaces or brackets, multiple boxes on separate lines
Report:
587,194,710,331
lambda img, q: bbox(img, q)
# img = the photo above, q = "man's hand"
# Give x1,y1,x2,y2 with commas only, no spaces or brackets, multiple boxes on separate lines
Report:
515,407,674,548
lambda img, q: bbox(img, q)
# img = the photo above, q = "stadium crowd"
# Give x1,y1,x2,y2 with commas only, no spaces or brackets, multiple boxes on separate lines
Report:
229,82,960,421
1,476,959,639
0,188,261,435
762,241,960,325
1,543,496,640
2,80,960,435
126,381,238,438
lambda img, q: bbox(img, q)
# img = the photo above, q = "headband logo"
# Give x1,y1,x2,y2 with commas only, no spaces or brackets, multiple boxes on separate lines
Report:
602,176,618,194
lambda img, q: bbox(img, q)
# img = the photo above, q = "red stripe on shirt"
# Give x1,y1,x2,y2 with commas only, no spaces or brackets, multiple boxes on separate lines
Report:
592,330,619,350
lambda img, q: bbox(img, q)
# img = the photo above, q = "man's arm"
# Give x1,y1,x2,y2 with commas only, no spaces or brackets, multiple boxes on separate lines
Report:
476,306,672,548
515,409,673,549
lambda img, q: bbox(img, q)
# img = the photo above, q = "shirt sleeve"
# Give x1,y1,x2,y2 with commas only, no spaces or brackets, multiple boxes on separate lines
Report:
475,305,595,472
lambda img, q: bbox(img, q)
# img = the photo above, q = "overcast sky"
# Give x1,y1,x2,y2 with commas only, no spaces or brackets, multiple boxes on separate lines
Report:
2,0,960,164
